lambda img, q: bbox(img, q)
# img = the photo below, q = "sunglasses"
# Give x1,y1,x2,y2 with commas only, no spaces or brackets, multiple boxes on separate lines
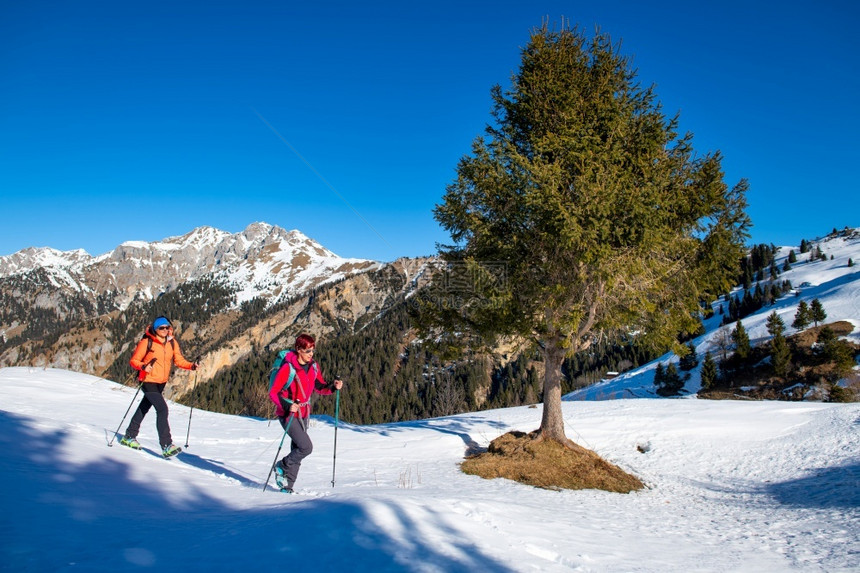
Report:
156,326,170,331
298,347,315,354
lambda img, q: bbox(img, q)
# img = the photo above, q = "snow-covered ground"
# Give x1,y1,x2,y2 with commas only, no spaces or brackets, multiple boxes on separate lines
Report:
3,230,859,571
2,367,857,572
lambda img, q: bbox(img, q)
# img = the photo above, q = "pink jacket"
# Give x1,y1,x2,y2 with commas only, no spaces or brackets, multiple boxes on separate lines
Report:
268,350,335,418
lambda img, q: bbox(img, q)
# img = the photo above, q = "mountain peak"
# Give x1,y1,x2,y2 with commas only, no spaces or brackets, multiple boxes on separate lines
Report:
0,246,93,276
0,222,381,310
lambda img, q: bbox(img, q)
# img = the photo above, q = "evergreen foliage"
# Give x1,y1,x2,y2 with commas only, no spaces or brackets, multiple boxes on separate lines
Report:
655,362,684,396
563,337,659,389
810,299,827,327
765,311,785,337
817,327,856,376
182,298,560,425
699,351,718,390
678,341,699,371
731,321,751,361
721,280,792,325
418,23,750,442
792,301,811,330
770,329,791,378
653,363,665,388
766,311,791,378
737,244,779,288
0,269,99,352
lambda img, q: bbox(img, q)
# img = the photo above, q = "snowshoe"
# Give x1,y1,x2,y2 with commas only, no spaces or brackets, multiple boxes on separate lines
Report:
120,436,141,450
162,444,182,458
274,460,291,490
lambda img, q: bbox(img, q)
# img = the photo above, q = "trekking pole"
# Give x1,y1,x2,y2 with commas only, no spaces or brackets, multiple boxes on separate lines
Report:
262,414,294,492
184,356,202,448
331,388,340,488
107,358,156,447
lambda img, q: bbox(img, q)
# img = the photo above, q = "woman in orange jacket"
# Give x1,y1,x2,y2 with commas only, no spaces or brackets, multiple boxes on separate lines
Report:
120,316,197,457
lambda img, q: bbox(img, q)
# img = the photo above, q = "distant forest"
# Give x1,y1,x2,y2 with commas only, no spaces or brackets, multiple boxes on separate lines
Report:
181,296,663,425
114,243,787,425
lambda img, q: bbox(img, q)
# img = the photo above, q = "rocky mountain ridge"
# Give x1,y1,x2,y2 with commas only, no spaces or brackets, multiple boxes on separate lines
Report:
0,223,435,397
0,222,382,309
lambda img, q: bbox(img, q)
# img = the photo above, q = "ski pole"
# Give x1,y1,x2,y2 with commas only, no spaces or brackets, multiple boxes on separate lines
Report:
262,414,294,492
107,358,156,447
331,388,340,488
184,356,202,448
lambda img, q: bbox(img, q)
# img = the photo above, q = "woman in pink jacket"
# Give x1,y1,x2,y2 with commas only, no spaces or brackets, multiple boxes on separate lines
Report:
269,333,343,492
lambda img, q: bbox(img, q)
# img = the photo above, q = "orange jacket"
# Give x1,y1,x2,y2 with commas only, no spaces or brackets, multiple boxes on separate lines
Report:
129,327,194,383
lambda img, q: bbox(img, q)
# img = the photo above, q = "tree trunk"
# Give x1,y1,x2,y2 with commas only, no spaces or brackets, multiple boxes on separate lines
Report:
539,341,572,445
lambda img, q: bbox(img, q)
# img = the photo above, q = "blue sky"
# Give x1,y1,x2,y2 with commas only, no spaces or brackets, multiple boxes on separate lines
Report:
1,1,857,262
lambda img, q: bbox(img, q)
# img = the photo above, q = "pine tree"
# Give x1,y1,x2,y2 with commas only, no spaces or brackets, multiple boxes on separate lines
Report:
810,298,827,327
678,341,699,371
653,363,665,388
788,250,797,263
421,23,751,444
656,363,684,396
699,351,718,390
732,320,750,361
770,330,791,378
818,327,856,376
765,311,785,337
792,301,811,330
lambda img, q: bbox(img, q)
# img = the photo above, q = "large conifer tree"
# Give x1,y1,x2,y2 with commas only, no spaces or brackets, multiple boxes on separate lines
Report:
422,23,750,445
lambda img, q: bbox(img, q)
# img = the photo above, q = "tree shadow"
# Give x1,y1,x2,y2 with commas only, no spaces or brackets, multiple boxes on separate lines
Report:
328,415,507,455
0,410,515,572
169,450,259,488
764,462,860,509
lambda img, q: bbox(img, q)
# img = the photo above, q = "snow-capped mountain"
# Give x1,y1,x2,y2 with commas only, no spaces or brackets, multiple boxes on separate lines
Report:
0,246,92,275
0,222,432,386
0,222,381,308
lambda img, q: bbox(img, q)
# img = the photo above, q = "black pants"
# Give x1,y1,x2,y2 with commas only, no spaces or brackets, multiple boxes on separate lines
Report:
278,414,312,487
125,383,172,449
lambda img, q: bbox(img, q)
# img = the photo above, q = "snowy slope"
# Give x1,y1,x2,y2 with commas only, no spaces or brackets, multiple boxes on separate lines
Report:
567,229,860,401
2,367,857,572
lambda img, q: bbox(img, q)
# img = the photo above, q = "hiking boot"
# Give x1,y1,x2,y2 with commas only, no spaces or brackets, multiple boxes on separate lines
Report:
162,444,182,458
120,436,141,449
274,460,290,489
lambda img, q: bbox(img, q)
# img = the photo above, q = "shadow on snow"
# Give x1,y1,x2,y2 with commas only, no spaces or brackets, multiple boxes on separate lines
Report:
764,462,860,510
0,410,513,572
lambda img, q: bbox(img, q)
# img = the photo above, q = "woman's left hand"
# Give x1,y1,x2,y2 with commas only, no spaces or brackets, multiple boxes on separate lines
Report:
334,379,343,390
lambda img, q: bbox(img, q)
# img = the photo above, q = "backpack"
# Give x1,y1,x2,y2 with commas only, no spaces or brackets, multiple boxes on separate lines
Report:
268,350,320,398
144,335,175,355
268,350,294,391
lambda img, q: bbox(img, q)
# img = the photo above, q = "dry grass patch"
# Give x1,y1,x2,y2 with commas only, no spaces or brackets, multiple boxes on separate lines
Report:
462,431,644,493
